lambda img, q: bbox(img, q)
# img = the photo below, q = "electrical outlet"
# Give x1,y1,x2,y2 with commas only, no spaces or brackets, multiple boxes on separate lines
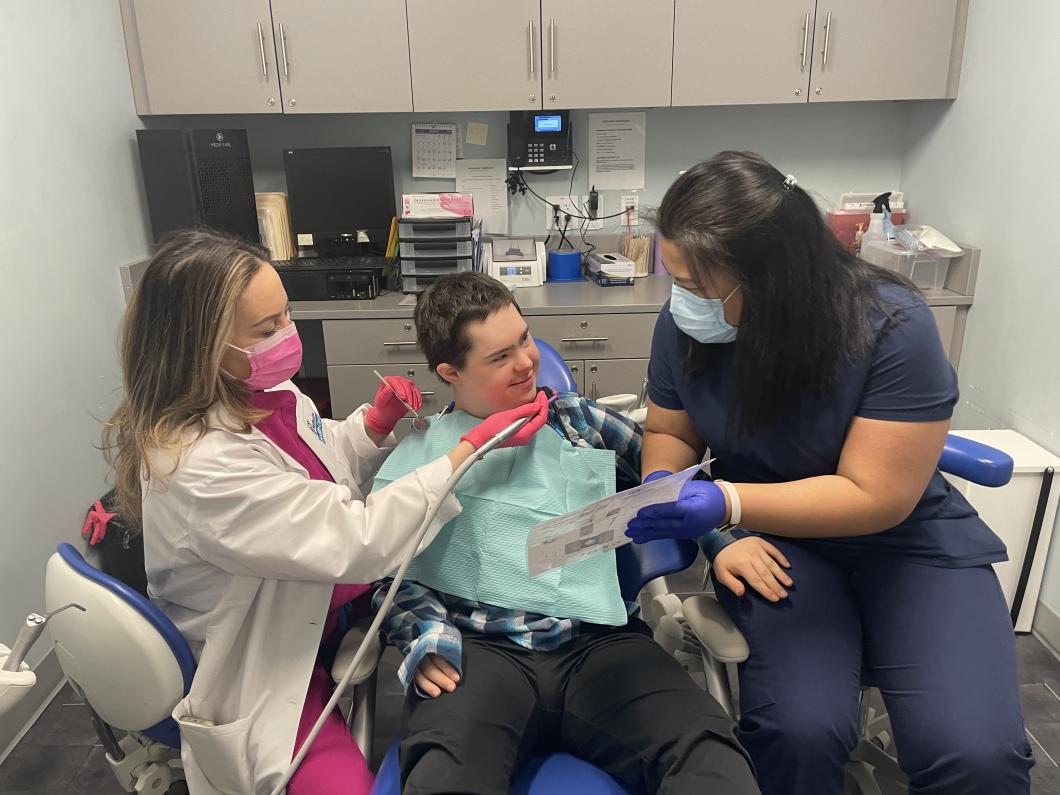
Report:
545,195,581,231
544,195,603,232
621,195,640,226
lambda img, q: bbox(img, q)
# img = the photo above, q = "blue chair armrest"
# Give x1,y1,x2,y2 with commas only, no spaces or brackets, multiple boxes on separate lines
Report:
615,539,698,602
939,433,1014,488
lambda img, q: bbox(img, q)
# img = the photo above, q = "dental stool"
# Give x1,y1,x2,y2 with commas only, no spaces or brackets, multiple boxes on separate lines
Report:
44,542,194,792
43,543,383,793
674,434,1015,795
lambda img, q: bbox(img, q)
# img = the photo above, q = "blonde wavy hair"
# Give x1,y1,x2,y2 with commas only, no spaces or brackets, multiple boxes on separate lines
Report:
103,229,271,528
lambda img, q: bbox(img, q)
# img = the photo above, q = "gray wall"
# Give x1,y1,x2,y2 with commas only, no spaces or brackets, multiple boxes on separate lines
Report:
145,101,910,238
900,2,1060,609
0,2,150,665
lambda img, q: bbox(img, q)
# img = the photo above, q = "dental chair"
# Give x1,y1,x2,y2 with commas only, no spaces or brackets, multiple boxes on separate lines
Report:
669,434,1015,795
369,339,699,794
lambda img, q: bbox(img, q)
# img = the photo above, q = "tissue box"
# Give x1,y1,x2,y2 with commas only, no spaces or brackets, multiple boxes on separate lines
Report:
401,193,474,219
587,252,636,277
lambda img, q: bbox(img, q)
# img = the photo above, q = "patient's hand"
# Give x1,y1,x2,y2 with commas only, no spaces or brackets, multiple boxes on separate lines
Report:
415,654,461,698
713,537,794,603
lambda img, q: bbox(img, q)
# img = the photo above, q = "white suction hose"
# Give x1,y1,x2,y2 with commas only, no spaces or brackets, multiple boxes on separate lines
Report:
270,416,533,795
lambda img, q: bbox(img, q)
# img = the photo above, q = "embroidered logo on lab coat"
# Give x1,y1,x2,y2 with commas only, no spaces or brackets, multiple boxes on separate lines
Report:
307,412,327,445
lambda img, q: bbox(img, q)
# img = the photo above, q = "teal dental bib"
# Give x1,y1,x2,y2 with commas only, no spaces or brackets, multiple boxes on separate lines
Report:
372,409,627,625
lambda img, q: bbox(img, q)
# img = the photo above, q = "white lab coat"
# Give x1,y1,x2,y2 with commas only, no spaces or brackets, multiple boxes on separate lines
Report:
141,382,461,794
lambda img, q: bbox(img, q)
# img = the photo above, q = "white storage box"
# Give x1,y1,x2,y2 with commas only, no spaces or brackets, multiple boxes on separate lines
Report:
861,240,959,290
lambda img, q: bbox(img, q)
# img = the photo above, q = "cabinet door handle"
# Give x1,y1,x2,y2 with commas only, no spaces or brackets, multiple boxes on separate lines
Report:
528,19,535,75
382,341,419,347
800,13,810,72
560,337,609,343
549,18,555,76
257,22,268,78
420,391,436,397
279,23,289,79
637,378,648,409
821,11,832,69
590,381,598,401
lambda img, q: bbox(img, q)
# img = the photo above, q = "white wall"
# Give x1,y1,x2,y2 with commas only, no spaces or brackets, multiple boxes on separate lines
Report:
0,2,149,665
900,1,1060,608
147,101,910,237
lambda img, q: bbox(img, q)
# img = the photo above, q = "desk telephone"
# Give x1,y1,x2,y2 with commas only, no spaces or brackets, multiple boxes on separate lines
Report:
507,111,573,171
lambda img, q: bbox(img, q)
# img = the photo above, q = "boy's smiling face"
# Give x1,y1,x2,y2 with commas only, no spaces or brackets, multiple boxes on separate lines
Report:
436,304,541,418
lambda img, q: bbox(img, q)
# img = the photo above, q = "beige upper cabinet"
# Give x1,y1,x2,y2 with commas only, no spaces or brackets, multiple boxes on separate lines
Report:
540,0,675,110
121,0,283,114
407,0,542,112
809,0,964,102
672,0,817,106
268,1,413,113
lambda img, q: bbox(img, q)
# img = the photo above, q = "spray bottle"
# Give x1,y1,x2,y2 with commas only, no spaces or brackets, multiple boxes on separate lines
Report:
861,192,892,250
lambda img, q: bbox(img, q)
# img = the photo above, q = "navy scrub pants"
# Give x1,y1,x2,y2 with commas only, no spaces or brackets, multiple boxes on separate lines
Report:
714,535,1034,795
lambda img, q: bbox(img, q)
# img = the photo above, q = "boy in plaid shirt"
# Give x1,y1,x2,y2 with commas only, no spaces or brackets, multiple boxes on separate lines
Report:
373,272,754,795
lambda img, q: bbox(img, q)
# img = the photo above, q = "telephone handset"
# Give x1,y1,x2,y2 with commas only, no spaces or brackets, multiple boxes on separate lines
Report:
507,110,573,171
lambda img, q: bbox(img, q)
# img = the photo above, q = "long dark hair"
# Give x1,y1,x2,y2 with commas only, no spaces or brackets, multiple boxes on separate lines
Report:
656,151,913,434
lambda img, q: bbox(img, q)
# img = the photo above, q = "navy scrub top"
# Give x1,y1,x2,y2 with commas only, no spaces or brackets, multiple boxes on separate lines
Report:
647,283,1006,568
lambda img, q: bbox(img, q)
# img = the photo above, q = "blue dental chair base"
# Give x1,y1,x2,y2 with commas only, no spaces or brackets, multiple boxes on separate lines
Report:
372,739,630,795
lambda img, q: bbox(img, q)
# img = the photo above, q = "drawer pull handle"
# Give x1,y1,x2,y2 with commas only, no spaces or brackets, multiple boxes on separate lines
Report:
420,391,436,397
382,341,419,347
560,337,609,343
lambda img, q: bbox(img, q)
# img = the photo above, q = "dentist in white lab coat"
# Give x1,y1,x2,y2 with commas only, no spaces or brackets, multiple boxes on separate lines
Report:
103,230,548,794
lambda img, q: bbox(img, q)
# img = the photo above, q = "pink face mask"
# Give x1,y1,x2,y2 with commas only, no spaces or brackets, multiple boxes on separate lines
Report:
227,322,303,390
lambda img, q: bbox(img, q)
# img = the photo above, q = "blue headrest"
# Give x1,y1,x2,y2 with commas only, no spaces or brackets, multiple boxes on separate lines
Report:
56,543,196,696
536,338,578,393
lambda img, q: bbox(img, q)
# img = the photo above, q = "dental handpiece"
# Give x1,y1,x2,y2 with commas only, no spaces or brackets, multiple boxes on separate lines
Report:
2,604,85,672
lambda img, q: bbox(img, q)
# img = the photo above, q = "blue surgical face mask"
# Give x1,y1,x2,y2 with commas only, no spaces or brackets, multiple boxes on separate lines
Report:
670,283,740,344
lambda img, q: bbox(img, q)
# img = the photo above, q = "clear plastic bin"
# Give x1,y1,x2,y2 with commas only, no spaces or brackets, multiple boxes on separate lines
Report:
402,274,443,293
400,258,473,276
398,239,474,259
861,240,954,290
397,217,473,240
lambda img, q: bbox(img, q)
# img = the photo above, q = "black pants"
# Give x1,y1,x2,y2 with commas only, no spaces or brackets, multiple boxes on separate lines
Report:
399,619,758,795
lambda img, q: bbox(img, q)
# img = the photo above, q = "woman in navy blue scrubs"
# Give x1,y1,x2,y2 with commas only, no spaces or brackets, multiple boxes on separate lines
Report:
627,151,1032,795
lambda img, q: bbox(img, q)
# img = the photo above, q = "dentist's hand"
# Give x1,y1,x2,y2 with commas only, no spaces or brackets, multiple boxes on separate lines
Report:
415,654,460,698
625,479,728,543
365,376,422,436
460,390,550,450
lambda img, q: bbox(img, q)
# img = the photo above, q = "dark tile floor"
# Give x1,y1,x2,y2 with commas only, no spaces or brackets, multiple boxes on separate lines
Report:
4,635,1060,793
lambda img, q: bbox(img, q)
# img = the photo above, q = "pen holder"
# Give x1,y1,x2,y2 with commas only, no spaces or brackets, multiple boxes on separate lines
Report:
547,250,582,282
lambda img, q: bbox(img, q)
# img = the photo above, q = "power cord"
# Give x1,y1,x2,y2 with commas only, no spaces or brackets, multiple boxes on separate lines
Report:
517,170,631,223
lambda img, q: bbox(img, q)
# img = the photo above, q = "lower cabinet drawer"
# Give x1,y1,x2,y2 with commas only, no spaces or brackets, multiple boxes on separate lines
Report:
529,313,656,360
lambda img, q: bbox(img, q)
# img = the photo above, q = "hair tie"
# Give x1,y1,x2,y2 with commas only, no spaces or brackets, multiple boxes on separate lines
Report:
782,174,798,191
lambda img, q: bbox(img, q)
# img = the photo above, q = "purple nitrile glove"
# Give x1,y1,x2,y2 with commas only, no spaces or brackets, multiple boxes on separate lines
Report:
625,479,727,544
642,470,673,485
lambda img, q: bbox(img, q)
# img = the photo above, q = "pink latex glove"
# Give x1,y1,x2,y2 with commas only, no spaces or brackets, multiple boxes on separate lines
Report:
364,376,423,436
82,500,117,546
460,390,550,450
